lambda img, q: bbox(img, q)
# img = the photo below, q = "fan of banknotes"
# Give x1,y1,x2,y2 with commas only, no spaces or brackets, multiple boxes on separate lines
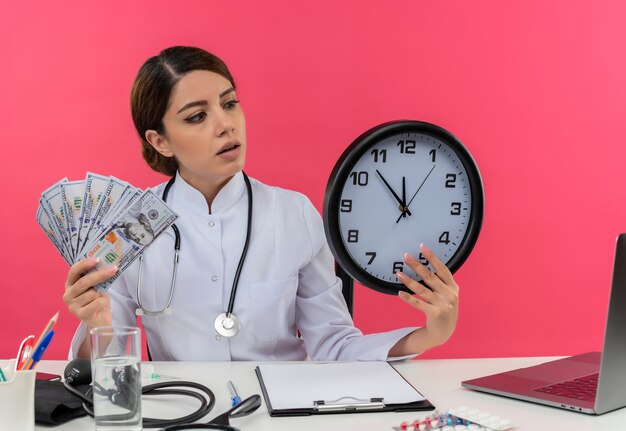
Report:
36,172,178,291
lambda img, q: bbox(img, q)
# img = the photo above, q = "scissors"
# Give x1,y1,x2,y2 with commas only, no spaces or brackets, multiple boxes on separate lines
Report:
15,335,35,371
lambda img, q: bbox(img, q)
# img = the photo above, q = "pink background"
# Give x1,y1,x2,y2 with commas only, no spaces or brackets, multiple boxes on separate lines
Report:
2,1,625,360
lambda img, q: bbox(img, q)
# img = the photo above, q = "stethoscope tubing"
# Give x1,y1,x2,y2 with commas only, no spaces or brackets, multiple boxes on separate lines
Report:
226,173,252,316
136,224,179,316
135,172,252,323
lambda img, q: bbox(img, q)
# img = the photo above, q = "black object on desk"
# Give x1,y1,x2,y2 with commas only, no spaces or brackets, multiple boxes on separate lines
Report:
35,380,89,425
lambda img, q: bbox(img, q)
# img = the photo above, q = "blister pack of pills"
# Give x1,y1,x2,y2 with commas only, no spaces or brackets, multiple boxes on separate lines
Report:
392,406,514,431
447,406,513,430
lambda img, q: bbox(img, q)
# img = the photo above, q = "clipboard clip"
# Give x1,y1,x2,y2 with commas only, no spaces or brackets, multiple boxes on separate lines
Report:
313,396,385,412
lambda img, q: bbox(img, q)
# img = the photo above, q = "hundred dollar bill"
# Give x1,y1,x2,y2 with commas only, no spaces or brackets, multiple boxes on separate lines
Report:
77,172,110,255
81,189,178,291
90,177,129,230
82,187,142,254
40,178,74,260
36,204,72,265
100,186,141,231
60,180,86,259
82,176,128,252
37,199,63,252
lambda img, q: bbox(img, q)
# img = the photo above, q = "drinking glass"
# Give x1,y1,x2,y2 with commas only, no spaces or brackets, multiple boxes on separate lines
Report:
90,326,142,431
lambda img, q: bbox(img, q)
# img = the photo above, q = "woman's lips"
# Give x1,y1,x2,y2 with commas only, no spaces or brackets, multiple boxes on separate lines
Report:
217,141,240,155
217,143,241,159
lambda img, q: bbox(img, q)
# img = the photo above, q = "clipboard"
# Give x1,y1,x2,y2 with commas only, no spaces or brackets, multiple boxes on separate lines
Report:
255,362,434,416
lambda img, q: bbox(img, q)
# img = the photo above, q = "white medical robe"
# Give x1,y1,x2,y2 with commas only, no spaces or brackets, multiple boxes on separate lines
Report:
70,172,417,361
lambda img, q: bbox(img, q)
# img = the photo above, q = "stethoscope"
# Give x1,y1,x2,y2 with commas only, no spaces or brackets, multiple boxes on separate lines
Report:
135,171,253,338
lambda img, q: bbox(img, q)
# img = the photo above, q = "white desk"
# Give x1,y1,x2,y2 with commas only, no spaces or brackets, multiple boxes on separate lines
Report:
24,357,626,430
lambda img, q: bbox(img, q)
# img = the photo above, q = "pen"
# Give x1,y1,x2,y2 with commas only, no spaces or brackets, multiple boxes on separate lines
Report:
15,335,35,371
228,380,241,406
24,330,55,371
21,311,59,370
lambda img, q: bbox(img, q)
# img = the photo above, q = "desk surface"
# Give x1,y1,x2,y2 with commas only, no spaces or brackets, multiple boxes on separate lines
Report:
24,357,626,431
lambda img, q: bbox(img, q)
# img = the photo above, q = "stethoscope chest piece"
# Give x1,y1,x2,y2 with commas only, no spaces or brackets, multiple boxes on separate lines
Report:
214,312,241,337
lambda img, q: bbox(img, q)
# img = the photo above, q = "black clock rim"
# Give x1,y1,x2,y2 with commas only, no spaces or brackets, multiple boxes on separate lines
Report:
323,120,484,295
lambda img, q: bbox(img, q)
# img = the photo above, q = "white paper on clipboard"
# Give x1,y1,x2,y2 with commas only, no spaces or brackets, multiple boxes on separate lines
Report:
256,361,425,410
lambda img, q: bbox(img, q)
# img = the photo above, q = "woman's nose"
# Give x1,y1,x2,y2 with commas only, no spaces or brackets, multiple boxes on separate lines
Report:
214,108,235,137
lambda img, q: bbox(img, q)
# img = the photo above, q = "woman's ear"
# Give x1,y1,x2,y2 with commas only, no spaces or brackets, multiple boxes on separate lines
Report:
145,130,174,157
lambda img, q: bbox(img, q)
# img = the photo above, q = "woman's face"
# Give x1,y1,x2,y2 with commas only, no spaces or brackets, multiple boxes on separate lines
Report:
151,70,246,185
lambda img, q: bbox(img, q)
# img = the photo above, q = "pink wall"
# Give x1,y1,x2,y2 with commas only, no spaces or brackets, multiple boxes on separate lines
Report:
2,1,625,360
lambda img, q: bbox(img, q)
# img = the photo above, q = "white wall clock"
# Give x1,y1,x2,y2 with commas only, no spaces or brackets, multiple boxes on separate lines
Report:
323,120,484,295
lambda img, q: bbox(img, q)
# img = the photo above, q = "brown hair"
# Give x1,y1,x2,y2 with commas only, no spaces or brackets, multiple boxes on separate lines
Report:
130,46,236,176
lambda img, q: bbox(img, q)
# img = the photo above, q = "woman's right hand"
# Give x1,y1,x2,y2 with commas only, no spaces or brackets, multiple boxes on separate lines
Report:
63,258,117,328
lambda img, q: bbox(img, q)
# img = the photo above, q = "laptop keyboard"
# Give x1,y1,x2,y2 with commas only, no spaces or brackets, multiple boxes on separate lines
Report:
534,373,599,401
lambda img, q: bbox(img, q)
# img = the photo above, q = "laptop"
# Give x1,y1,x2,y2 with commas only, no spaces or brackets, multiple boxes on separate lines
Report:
462,233,626,415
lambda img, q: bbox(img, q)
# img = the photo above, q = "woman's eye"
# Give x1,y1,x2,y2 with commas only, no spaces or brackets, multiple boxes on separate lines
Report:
186,112,207,123
224,99,240,110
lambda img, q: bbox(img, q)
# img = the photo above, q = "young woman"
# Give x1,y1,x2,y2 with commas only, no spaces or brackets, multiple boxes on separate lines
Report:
63,46,459,361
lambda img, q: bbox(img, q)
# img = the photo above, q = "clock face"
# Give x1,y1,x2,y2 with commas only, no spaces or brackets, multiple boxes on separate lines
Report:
324,121,484,295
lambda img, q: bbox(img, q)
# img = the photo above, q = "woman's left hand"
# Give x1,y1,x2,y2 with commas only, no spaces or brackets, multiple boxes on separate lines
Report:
395,243,459,350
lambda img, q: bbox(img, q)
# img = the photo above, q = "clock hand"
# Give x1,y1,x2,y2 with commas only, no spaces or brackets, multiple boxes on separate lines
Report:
405,164,436,209
396,176,409,224
376,170,412,217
